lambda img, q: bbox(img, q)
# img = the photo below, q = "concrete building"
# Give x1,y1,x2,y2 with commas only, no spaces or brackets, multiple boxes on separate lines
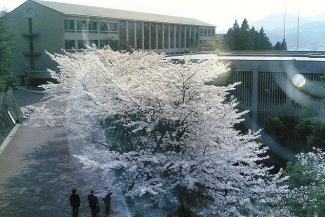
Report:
5,0,216,83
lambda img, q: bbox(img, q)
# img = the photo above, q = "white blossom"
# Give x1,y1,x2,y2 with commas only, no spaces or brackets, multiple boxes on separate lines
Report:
32,46,288,216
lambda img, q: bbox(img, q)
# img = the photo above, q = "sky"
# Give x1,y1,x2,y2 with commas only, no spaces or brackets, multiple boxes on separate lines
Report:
1,0,325,32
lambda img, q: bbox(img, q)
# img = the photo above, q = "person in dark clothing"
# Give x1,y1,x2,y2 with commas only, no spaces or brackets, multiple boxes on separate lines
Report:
88,190,99,217
70,189,81,217
102,189,112,215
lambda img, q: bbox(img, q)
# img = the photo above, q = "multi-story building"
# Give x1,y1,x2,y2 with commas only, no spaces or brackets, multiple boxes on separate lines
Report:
5,0,216,83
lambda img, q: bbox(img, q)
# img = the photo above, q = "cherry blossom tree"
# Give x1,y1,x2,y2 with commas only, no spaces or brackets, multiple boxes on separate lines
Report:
35,46,287,216
282,149,325,216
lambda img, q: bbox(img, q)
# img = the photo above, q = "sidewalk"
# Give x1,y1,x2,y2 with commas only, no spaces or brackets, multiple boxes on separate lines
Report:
0,87,44,154
0,89,131,217
0,123,21,156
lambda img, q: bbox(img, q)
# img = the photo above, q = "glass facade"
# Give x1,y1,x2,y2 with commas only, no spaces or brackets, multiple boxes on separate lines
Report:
99,22,108,32
119,21,126,42
176,25,181,48
65,40,75,49
64,20,74,31
144,23,150,49
186,26,190,48
77,21,87,31
164,24,169,49
136,22,142,49
110,23,117,32
99,40,110,48
65,18,207,53
170,25,175,48
151,23,156,49
89,40,98,47
88,21,98,31
158,24,163,49
181,26,186,48
128,21,135,48
78,40,88,49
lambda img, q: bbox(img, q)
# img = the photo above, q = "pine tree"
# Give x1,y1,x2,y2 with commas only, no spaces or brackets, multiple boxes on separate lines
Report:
223,19,274,51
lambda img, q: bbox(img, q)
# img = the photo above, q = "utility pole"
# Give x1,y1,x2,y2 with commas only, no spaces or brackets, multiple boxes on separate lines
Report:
297,0,300,52
283,0,287,53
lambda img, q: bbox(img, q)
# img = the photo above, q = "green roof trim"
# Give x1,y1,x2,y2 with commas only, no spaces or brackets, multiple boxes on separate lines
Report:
33,0,215,27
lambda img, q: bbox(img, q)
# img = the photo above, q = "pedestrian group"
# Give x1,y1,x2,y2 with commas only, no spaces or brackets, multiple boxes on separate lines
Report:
70,188,112,217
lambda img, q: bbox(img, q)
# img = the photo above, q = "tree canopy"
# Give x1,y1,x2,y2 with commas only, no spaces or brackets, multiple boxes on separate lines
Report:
0,10,18,93
223,19,285,51
30,46,289,216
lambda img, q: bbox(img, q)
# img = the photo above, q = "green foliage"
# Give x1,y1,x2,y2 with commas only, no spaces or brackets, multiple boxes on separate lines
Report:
264,105,296,147
0,93,22,144
273,38,287,50
265,107,325,153
0,11,18,92
223,19,273,51
282,151,325,217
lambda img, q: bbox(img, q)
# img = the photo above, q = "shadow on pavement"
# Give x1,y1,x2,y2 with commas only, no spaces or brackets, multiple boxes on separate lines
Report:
0,137,101,217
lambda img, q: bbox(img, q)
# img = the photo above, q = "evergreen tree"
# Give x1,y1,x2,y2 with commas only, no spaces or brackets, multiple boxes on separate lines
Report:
238,19,252,50
0,10,18,93
223,19,274,51
223,20,240,50
257,28,273,50
273,38,287,50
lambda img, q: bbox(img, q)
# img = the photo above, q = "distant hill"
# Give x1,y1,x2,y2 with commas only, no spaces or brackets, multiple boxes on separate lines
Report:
251,13,325,51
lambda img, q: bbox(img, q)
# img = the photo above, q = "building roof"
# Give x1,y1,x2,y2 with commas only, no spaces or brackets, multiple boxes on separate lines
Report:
32,0,215,27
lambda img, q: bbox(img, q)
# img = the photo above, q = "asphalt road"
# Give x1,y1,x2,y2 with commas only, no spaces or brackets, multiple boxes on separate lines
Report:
0,90,130,217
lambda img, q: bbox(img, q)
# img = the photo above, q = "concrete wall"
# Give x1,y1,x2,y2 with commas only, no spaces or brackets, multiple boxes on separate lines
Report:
6,1,64,79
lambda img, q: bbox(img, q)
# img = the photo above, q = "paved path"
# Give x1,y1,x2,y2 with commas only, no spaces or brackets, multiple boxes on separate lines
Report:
0,90,130,217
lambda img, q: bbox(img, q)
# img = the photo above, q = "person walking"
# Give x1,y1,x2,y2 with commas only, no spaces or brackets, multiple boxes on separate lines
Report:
88,190,99,217
102,188,112,215
70,189,81,217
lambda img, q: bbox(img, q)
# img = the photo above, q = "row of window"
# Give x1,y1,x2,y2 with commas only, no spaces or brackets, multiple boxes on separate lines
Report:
65,40,112,49
119,21,200,50
200,28,215,36
64,20,117,32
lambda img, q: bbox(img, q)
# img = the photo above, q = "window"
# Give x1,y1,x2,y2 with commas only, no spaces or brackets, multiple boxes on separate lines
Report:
88,21,98,31
170,25,175,48
144,22,150,49
158,24,163,49
186,26,190,48
181,26,186,48
99,40,109,48
64,20,74,31
164,24,169,49
119,21,126,42
204,29,207,35
99,22,108,32
78,40,88,49
136,22,142,49
128,22,135,48
65,40,75,49
176,25,181,48
110,23,117,32
200,29,203,35
89,40,98,47
151,23,156,49
77,21,87,31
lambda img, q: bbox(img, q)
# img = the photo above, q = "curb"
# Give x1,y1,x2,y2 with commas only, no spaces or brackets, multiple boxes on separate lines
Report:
18,86,45,94
0,123,21,156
